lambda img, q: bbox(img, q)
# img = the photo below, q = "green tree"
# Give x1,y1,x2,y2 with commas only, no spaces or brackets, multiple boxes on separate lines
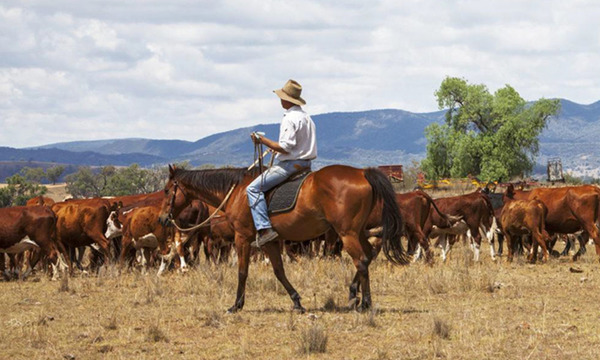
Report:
65,167,104,198
422,77,560,181
65,164,169,198
46,165,65,184
0,173,47,207
104,164,150,196
20,167,46,183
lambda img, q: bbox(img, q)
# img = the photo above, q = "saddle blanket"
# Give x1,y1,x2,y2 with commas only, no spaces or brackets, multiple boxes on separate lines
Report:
267,171,311,214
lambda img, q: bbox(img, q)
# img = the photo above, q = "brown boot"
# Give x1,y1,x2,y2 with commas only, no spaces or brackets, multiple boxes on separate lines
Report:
252,228,279,248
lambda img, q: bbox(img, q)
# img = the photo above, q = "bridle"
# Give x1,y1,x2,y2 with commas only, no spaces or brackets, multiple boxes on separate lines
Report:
165,179,236,233
165,180,188,222
164,150,269,233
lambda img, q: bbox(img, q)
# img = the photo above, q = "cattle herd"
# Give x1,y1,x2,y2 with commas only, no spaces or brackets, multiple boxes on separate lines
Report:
1,179,599,281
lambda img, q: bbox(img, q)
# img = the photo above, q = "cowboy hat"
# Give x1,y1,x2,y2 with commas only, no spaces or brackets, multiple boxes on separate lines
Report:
273,79,306,106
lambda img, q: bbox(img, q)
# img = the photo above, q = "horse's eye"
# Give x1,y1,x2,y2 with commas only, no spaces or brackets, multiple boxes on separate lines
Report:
164,189,169,195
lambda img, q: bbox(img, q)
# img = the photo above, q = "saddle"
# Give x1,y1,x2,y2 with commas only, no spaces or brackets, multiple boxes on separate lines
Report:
266,169,312,214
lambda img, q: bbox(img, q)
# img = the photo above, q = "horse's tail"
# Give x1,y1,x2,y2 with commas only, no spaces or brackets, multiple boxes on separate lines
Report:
364,168,409,265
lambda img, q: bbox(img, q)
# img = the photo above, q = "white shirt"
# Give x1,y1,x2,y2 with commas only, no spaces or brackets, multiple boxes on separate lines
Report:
276,105,318,161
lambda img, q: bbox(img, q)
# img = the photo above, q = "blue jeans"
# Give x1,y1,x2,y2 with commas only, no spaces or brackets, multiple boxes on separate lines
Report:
247,159,311,231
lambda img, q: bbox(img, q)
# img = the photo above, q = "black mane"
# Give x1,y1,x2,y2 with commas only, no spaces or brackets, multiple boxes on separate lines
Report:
172,167,254,195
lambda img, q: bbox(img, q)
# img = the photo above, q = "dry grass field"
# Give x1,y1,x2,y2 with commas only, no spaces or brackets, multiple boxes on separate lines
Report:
44,183,69,202
2,240,600,360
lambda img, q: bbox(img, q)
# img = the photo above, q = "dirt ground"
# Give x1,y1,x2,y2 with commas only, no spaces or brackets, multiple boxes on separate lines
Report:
1,240,600,359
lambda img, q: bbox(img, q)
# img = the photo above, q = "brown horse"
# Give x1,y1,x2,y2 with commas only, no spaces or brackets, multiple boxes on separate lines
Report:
158,164,407,313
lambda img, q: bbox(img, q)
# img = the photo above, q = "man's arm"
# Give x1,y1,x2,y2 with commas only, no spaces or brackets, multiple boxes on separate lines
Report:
251,134,290,154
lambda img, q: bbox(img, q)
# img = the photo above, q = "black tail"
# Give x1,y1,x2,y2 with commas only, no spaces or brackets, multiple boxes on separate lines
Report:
364,168,409,265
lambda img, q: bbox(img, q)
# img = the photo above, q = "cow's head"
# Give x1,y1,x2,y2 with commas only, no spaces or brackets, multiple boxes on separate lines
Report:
105,211,123,239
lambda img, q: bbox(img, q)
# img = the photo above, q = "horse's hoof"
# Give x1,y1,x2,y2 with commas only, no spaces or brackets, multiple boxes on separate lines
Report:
293,305,306,314
348,297,360,310
357,303,371,313
226,306,239,314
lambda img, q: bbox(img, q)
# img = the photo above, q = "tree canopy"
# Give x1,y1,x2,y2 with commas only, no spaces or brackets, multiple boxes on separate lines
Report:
65,164,168,198
421,77,560,181
0,173,47,207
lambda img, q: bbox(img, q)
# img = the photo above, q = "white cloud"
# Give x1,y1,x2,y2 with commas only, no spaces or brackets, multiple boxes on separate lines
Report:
1,0,600,147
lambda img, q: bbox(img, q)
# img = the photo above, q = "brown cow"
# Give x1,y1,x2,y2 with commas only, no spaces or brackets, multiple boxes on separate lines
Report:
397,190,462,262
500,194,551,263
0,206,66,280
169,200,210,271
508,184,600,261
119,205,170,273
53,200,118,272
26,196,56,207
424,191,495,262
359,190,462,263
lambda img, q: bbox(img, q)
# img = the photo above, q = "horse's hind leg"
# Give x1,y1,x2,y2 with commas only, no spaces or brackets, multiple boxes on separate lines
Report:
262,241,305,313
342,234,373,311
348,272,360,309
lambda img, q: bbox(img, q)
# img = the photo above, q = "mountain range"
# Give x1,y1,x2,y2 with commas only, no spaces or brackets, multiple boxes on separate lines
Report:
2,99,599,181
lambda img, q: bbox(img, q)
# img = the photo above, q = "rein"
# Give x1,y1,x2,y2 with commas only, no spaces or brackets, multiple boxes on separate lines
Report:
168,150,270,233
169,184,236,232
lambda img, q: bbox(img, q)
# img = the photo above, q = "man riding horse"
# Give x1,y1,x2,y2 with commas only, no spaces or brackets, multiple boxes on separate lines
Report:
159,80,407,313
247,79,317,247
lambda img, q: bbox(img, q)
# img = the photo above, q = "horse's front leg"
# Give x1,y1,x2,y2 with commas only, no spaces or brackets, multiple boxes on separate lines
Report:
348,272,361,309
227,233,252,313
262,241,305,313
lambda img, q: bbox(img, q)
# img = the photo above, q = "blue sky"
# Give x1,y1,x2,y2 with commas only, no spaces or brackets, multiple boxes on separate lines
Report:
2,0,599,147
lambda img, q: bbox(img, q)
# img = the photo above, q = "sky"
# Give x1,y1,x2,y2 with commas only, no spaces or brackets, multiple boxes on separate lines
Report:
1,0,599,148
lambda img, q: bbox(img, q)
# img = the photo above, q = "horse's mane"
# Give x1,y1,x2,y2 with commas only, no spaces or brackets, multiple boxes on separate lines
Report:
172,167,255,195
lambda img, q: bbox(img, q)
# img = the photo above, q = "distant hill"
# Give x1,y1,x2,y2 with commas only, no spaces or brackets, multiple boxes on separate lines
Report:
2,98,599,180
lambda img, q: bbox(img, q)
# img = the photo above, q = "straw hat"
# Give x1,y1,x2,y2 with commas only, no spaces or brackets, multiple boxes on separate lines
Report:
273,79,306,106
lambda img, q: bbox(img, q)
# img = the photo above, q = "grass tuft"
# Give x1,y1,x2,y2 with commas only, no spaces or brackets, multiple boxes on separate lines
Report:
298,323,328,354
104,313,118,330
203,310,223,328
322,295,338,312
432,317,451,340
146,322,169,343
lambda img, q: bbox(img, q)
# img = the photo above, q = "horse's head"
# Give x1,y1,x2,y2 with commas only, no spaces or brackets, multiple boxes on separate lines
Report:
158,165,192,226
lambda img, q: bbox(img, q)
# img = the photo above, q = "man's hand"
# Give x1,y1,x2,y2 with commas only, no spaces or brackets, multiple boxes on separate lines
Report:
250,132,265,145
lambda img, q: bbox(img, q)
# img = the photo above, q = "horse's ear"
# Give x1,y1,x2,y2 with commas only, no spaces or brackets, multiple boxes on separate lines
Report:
168,164,175,177
506,184,515,198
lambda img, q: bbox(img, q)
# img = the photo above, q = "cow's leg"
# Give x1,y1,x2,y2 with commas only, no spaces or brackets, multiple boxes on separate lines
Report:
227,232,252,313
506,233,514,262
414,228,433,263
118,237,133,269
412,242,422,262
174,231,188,272
139,248,148,274
469,226,481,262
481,224,495,260
559,234,571,257
496,232,504,257
527,235,537,263
439,234,450,262
573,233,588,261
